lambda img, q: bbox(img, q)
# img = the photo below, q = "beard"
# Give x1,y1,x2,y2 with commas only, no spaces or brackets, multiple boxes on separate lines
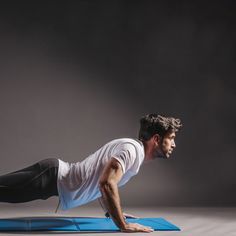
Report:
155,146,168,159
154,140,170,159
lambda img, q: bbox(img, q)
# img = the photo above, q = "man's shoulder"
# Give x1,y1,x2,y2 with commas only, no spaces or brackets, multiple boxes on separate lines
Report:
105,138,144,157
109,138,143,148
110,138,144,173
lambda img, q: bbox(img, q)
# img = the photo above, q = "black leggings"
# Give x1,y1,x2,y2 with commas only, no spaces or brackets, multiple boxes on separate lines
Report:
0,158,59,203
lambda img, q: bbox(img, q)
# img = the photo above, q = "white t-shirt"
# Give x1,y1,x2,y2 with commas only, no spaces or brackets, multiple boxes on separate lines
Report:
57,138,145,210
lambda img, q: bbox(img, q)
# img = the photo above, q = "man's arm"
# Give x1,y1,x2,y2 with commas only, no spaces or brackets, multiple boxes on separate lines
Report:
98,197,139,219
98,197,110,218
99,158,153,233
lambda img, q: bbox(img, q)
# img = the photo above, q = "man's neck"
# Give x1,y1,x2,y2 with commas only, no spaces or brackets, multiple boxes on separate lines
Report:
141,140,153,162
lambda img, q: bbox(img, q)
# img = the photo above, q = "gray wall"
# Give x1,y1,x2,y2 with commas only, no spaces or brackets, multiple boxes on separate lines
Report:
0,1,235,208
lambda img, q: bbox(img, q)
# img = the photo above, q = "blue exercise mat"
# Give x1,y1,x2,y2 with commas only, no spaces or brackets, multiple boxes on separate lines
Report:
0,217,180,231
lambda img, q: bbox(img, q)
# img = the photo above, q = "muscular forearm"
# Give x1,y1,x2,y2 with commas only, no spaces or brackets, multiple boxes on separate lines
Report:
98,197,110,218
98,197,108,213
99,181,126,229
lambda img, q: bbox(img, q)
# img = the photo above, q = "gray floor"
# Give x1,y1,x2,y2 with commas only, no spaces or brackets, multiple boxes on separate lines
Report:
0,202,235,235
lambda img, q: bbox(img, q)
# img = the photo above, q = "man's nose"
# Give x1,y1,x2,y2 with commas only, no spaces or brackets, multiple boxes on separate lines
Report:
172,140,176,148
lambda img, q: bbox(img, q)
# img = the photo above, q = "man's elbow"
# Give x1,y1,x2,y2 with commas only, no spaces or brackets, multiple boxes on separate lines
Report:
99,180,116,193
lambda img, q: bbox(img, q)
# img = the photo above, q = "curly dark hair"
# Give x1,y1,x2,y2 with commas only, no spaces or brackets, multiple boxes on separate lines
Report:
138,114,183,141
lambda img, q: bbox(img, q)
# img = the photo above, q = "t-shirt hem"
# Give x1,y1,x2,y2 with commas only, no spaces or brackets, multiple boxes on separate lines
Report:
112,156,125,174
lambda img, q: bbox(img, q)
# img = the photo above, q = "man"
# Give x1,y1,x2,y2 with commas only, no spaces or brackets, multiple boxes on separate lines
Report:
0,114,182,233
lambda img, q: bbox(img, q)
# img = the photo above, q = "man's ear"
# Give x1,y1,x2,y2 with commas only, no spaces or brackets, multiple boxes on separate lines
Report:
153,134,161,146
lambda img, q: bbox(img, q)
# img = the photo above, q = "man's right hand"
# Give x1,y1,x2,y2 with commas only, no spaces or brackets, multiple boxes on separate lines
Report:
121,223,154,233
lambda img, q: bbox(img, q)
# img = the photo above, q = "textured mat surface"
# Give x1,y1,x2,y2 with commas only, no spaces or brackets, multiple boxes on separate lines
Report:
0,217,180,231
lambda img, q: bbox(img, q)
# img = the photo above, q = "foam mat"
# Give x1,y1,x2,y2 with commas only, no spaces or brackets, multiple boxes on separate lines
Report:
0,217,180,231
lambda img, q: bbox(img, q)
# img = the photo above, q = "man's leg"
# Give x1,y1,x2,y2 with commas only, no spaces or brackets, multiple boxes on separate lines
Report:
0,158,59,203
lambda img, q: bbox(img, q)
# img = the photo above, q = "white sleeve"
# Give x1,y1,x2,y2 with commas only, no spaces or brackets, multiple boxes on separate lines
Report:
111,143,137,174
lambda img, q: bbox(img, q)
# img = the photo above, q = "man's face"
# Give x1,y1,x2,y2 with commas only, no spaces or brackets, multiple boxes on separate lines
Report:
154,131,176,159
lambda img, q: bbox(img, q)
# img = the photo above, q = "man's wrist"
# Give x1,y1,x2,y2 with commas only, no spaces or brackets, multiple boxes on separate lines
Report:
119,221,128,231
105,211,127,220
104,212,127,229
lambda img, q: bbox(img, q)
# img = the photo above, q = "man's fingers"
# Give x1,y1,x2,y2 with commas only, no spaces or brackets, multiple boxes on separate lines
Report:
136,224,154,232
143,227,153,231
123,212,140,219
121,222,154,233
139,227,154,233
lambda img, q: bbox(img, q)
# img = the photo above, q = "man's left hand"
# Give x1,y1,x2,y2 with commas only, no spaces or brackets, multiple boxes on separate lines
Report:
123,212,140,219
104,211,140,219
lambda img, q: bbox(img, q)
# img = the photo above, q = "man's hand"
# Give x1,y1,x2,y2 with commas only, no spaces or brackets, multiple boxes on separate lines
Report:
121,223,154,233
104,211,139,219
123,212,140,219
